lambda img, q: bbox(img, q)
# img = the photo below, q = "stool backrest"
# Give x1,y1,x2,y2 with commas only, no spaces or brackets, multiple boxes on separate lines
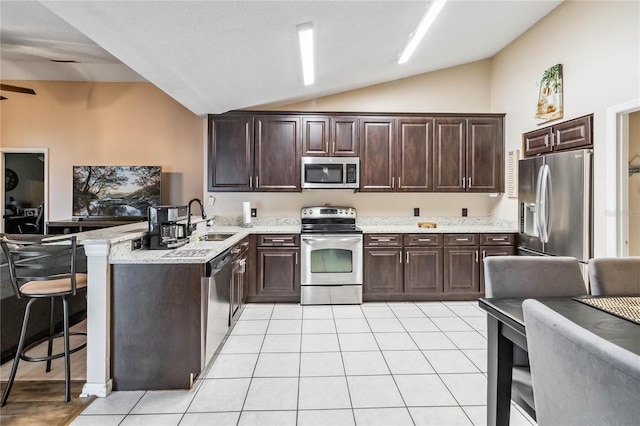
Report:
0,236,78,298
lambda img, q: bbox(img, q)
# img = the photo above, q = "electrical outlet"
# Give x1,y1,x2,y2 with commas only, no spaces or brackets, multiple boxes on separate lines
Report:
413,208,420,217
462,208,468,217
251,208,257,218
131,237,145,251
208,195,216,206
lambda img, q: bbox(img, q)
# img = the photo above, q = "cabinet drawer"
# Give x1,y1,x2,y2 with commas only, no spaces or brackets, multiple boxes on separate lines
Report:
258,234,299,247
443,233,479,246
480,233,515,246
404,234,443,246
364,234,402,247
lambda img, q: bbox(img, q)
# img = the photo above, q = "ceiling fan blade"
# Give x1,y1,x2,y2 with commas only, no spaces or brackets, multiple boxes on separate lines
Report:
0,84,36,95
0,96,7,101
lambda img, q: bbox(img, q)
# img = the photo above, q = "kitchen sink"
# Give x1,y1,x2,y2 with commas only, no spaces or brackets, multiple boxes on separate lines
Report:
201,232,236,242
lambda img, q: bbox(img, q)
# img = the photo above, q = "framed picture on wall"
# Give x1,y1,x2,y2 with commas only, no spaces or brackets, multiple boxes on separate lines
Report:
535,63,563,124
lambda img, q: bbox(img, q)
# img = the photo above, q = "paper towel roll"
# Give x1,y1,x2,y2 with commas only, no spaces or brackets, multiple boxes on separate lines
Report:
242,202,251,227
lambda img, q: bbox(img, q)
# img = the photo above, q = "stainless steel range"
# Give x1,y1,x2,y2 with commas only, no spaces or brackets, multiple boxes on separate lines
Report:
300,206,363,305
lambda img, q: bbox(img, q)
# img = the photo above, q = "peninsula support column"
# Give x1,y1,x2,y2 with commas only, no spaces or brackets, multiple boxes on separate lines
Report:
81,241,113,398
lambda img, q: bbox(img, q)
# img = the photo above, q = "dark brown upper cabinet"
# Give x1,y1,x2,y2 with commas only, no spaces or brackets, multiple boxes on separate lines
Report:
208,115,254,192
254,116,301,191
302,116,359,157
208,114,301,192
396,118,434,192
523,114,593,157
433,116,504,193
359,117,396,191
209,111,503,193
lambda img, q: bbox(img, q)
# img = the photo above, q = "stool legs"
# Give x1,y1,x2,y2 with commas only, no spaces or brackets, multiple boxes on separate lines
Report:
46,298,55,373
1,298,35,407
62,296,70,403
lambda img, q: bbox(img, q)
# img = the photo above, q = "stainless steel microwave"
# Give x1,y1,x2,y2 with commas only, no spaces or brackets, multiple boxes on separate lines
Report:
301,156,359,189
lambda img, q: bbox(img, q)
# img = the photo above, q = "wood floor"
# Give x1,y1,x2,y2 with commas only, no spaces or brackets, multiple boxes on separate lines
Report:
0,321,92,425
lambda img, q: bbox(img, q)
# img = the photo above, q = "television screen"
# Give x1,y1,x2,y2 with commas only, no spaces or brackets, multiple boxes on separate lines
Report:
72,166,161,218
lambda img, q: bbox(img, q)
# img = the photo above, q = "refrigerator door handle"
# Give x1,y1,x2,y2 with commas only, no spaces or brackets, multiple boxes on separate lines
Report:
535,165,544,240
539,164,551,243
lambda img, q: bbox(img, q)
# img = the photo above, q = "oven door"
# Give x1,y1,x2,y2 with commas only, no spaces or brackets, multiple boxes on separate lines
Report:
300,234,363,285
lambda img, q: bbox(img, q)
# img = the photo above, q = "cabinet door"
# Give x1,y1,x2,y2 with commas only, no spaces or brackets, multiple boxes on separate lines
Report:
553,115,592,152
433,118,465,192
443,246,479,293
467,117,504,192
363,247,403,296
254,116,301,191
359,117,396,191
523,127,553,157
208,115,253,191
256,247,300,297
302,116,330,156
479,245,515,293
332,116,359,156
396,118,433,192
404,247,443,294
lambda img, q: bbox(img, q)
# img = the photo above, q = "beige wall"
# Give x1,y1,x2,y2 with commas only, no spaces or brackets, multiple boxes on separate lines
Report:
489,0,640,256
630,111,640,256
1,81,204,221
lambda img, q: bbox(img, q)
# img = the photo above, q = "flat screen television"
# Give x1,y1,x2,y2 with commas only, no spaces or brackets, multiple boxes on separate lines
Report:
72,165,161,218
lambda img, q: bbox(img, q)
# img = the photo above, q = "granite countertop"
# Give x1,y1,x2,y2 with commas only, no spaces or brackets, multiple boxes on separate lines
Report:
76,216,517,265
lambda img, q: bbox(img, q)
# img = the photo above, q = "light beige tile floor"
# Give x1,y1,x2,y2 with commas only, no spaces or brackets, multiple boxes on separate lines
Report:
69,301,536,425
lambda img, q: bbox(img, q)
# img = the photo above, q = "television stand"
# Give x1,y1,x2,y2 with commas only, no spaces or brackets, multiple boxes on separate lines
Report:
47,218,146,235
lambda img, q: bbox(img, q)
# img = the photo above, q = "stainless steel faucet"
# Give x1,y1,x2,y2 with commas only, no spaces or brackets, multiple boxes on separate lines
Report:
186,198,207,236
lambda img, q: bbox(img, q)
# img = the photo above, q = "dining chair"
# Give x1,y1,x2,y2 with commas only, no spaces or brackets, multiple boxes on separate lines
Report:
0,235,87,406
522,298,640,426
483,255,587,419
588,257,640,296
17,203,45,234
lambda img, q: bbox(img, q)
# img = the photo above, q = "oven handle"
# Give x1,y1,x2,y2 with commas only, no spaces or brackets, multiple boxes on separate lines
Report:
302,237,363,244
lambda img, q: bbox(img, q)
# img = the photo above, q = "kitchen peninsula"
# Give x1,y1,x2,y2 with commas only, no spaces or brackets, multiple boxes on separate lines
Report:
77,216,516,396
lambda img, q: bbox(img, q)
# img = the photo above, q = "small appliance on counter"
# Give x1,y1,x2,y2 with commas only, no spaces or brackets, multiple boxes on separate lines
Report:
147,205,189,250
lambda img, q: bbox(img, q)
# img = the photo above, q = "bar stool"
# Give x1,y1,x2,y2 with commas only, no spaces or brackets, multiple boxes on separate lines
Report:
0,235,87,406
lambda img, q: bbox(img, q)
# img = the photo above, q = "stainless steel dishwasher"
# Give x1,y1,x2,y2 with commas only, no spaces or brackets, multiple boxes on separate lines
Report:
203,248,233,368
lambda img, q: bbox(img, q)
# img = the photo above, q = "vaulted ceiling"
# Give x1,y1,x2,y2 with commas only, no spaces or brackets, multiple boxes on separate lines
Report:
0,1,562,116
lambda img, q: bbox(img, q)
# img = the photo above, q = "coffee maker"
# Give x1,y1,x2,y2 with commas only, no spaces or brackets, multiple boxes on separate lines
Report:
147,205,189,250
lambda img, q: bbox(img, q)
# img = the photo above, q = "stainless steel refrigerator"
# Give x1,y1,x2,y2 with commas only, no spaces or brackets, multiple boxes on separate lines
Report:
518,149,593,263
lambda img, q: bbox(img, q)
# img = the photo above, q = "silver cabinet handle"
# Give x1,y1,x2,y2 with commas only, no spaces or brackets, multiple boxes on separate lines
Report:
256,176,259,188
295,252,298,264
392,177,395,189
468,177,472,189
332,142,336,154
376,238,391,242
398,177,401,188
482,250,486,259
271,239,285,242
405,252,409,264
399,251,402,264
491,237,507,241
249,176,253,188
475,250,479,262
461,177,466,189
231,247,241,254
455,238,469,241
417,238,430,242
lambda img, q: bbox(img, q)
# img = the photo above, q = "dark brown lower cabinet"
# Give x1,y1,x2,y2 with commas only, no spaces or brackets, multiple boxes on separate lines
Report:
250,234,300,302
363,232,515,301
111,263,205,391
404,247,444,294
363,247,404,297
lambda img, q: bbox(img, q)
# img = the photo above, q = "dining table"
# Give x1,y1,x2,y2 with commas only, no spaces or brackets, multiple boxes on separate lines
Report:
478,296,640,426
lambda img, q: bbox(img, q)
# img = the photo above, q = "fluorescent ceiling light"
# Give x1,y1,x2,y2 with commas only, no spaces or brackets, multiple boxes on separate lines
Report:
297,22,314,85
398,0,447,65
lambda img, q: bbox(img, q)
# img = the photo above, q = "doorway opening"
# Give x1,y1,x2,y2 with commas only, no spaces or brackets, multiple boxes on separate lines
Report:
606,99,640,256
1,148,48,234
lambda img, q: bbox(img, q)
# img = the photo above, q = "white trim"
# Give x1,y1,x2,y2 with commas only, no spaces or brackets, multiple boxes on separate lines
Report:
1,147,49,233
605,98,640,256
